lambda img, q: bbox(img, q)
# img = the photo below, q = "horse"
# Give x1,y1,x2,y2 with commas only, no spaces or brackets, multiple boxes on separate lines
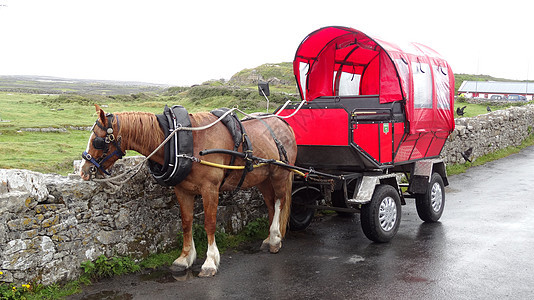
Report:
80,104,297,277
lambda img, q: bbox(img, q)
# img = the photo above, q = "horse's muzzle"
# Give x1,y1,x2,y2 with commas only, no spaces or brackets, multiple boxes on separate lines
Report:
80,163,105,181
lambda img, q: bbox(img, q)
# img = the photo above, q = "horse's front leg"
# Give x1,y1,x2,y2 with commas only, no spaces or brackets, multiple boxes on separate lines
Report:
171,188,197,272
198,188,220,277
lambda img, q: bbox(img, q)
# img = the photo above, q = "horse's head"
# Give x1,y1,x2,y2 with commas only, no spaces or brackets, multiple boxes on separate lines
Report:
80,104,125,181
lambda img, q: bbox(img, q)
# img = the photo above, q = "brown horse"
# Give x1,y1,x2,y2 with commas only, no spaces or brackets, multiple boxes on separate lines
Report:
80,105,297,277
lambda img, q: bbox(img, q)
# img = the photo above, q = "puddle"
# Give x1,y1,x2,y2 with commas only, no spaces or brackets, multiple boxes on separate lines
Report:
80,290,133,300
140,266,200,283
140,269,177,283
171,269,199,282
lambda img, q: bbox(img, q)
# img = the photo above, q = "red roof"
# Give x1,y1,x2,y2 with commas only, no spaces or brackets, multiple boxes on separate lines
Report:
293,26,455,134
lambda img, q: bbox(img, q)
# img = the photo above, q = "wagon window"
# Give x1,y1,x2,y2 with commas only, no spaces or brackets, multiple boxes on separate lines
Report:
433,65,450,109
412,62,432,108
335,71,361,96
299,62,309,99
394,59,410,100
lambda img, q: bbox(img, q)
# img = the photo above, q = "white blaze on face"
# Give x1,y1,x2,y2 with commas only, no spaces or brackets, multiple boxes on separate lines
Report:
80,132,95,179
85,132,95,153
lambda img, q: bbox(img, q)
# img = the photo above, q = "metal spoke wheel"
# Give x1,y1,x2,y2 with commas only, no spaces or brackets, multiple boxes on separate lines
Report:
289,185,322,231
360,184,401,243
415,172,445,222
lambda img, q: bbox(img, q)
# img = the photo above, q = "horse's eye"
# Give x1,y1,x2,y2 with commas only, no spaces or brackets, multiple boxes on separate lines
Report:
92,137,107,150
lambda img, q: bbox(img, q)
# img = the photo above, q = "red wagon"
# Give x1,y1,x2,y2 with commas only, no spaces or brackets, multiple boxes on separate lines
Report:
275,26,455,242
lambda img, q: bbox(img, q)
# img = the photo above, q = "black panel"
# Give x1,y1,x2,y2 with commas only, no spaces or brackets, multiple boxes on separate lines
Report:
296,145,380,172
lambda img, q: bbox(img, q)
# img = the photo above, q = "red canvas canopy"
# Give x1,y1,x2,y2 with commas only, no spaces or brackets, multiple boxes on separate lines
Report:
293,26,455,134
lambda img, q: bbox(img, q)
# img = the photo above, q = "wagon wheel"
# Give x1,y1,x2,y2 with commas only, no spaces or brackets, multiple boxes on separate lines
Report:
415,173,445,222
360,184,401,243
289,185,321,231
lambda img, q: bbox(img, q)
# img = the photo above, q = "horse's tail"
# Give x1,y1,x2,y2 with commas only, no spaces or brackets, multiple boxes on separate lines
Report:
279,172,293,238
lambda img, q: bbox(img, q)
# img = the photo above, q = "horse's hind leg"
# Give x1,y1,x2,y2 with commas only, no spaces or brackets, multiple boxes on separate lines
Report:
198,188,220,277
171,188,197,272
257,181,282,253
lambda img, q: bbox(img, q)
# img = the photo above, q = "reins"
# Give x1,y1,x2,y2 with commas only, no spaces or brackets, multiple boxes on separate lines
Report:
89,101,308,193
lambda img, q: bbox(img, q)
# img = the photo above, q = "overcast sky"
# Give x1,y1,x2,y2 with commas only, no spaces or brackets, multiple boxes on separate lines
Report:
1,0,533,86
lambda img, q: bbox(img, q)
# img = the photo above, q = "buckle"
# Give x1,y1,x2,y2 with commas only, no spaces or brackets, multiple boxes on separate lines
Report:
82,152,92,161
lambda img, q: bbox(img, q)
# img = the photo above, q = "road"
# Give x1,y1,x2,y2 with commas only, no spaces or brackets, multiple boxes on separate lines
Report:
70,146,534,300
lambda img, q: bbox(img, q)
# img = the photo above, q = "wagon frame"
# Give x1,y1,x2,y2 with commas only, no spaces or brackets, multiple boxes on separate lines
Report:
275,26,455,242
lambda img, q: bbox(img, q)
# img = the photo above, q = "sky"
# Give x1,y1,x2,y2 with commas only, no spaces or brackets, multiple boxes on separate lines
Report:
1,0,533,86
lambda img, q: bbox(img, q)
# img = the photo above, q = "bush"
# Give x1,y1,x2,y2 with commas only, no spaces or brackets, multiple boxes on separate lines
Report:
80,255,140,280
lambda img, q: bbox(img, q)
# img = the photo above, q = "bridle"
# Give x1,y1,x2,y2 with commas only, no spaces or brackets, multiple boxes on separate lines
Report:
82,113,125,176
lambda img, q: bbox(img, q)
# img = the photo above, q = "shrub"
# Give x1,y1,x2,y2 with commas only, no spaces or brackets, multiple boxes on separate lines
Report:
80,255,140,280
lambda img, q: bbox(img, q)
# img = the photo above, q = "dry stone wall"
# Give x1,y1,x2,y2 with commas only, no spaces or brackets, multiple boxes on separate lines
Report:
0,158,267,285
1,104,533,286
442,104,534,164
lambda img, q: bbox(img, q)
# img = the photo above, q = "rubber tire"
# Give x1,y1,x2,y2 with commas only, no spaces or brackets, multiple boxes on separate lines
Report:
415,172,445,222
289,186,321,231
360,184,401,243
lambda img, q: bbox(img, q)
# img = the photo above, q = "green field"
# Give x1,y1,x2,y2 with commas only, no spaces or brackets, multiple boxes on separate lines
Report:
0,88,293,174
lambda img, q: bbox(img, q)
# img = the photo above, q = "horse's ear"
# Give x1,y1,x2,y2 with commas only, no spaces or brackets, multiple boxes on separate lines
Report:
94,104,107,125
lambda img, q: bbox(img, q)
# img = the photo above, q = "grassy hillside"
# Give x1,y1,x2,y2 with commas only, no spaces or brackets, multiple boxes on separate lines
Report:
226,63,521,95
229,62,294,86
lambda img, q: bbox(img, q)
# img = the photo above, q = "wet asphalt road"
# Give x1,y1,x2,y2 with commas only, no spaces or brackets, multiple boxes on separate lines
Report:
70,146,534,300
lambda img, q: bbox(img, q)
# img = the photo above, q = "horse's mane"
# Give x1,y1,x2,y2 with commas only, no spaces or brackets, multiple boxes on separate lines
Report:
116,111,165,157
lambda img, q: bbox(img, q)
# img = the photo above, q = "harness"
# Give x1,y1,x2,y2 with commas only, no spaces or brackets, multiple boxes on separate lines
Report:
243,113,290,164
210,108,254,190
83,106,291,192
148,105,194,186
82,113,125,176
211,108,289,191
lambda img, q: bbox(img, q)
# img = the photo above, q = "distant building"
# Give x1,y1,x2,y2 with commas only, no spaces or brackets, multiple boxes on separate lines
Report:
458,81,533,101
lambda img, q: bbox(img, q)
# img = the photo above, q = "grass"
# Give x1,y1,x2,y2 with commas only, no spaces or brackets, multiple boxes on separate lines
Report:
0,91,280,174
0,130,89,174
454,96,534,118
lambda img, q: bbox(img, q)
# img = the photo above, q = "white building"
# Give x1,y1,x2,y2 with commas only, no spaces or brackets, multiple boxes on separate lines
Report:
458,81,533,101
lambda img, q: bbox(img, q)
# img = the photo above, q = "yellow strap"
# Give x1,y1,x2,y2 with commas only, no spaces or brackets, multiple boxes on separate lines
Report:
198,159,267,170
198,159,307,177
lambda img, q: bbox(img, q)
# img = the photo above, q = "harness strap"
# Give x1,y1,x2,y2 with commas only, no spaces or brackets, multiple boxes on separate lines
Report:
148,105,193,186
210,108,254,191
251,117,289,164
82,113,125,176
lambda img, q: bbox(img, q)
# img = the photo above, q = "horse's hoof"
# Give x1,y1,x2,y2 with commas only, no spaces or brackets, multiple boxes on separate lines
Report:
169,263,188,274
198,267,217,277
260,241,270,252
269,242,281,254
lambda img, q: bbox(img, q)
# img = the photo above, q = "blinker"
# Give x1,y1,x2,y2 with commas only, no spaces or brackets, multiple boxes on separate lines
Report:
92,136,108,150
